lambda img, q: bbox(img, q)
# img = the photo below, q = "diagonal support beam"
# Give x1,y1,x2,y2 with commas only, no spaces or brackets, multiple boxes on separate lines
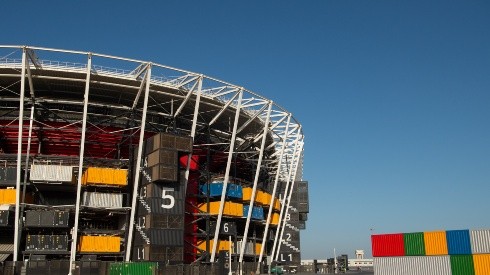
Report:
131,63,150,110
209,91,240,126
26,49,42,69
173,77,200,118
236,103,268,135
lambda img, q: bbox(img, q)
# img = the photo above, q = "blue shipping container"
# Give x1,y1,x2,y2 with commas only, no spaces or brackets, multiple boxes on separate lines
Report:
199,183,243,199
243,205,264,220
446,229,472,255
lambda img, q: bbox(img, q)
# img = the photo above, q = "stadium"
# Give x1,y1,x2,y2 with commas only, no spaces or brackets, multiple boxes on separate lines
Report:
0,45,308,274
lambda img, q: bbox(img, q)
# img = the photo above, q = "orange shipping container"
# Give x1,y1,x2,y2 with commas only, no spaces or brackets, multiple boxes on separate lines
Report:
424,231,448,255
82,167,128,186
473,254,490,275
0,189,16,204
271,213,280,225
273,198,281,211
255,243,262,255
78,235,121,253
199,201,243,217
197,240,231,252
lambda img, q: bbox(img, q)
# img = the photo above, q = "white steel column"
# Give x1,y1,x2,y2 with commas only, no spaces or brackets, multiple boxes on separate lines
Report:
125,63,152,261
13,47,27,261
209,89,243,262
184,75,202,196
256,115,291,274
238,102,272,272
270,127,302,261
69,53,92,274
275,139,304,259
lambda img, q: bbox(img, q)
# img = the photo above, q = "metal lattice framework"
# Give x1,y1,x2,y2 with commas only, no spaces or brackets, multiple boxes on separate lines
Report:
0,45,305,273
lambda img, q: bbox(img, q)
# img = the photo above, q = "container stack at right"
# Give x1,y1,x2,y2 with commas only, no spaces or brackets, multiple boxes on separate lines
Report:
372,229,490,275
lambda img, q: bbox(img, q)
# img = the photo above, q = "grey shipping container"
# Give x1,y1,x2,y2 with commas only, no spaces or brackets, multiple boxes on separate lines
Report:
0,167,18,184
297,202,309,213
146,149,178,167
82,192,124,208
470,229,490,254
136,214,184,230
374,256,452,275
209,221,237,235
132,244,183,263
0,210,12,226
138,197,185,215
134,228,184,246
24,210,70,228
297,220,306,230
140,182,185,200
299,212,308,221
30,164,74,183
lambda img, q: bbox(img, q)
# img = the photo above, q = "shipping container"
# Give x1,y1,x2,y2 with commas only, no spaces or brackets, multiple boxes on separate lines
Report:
200,183,243,199
243,205,265,220
132,244,183,263
198,201,243,217
138,197,185,215
209,221,237,235
145,132,193,153
109,262,158,275
404,232,425,256
0,188,16,204
134,228,184,246
273,198,281,211
141,164,178,183
137,214,184,229
82,192,124,208
234,240,255,255
140,182,185,200
82,167,128,186
470,230,490,254
450,255,474,275
198,240,231,253
146,149,178,167
30,164,74,182
24,210,69,228
447,230,472,255
78,235,121,253
0,210,12,226
374,256,452,275
0,167,18,184
371,234,405,257
270,213,280,225
424,231,448,255
473,254,490,275
25,235,68,251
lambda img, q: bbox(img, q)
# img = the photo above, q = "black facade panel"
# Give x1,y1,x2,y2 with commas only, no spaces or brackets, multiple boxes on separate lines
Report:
0,167,19,184
25,235,69,251
137,214,184,230
209,221,237,235
140,165,178,183
132,244,183,263
138,197,185,215
134,228,184,246
25,210,70,228
277,251,301,264
140,182,185,200
0,210,12,226
299,212,308,221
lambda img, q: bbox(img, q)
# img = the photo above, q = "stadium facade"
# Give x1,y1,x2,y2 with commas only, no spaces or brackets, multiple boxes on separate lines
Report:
0,46,308,274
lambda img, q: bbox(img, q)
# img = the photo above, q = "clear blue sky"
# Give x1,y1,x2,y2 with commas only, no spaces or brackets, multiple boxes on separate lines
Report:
4,1,490,259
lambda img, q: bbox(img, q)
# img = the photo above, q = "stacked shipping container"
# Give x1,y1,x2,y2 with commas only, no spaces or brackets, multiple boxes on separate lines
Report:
372,229,490,275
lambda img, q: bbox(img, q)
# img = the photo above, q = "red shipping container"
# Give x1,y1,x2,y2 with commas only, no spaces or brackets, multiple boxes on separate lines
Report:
179,154,199,171
372,233,405,257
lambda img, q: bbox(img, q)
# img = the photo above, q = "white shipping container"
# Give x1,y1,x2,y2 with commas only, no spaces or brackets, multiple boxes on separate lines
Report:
233,240,255,255
470,229,490,254
30,164,73,182
374,256,451,275
82,192,123,208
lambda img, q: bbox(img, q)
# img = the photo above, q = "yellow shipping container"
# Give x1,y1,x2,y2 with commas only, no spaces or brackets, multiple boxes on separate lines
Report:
255,243,262,255
242,187,254,201
78,235,121,253
271,213,280,225
199,201,241,217
272,198,281,211
424,231,448,255
82,167,128,186
261,193,272,206
197,240,231,252
0,189,16,204
473,254,490,275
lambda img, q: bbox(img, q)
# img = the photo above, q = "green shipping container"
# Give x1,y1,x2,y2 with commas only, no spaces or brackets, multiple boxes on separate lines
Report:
109,262,158,275
404,232,425,256
450,255,475,275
